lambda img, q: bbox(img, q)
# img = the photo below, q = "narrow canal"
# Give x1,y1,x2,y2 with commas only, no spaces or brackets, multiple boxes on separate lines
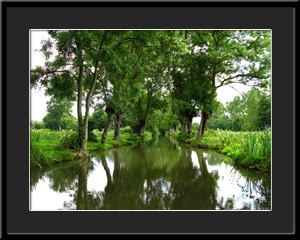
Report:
30,135,271,210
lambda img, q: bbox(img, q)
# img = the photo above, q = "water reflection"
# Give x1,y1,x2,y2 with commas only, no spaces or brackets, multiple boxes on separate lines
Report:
30,136,271,210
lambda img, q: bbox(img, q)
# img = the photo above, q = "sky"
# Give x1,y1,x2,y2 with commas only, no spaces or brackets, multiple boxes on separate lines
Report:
30,30,252,123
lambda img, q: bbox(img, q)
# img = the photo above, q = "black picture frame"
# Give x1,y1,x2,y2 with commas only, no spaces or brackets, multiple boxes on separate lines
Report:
2,1,298,238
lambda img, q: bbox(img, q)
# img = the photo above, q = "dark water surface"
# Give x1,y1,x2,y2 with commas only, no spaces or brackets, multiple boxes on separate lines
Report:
30,136,271,210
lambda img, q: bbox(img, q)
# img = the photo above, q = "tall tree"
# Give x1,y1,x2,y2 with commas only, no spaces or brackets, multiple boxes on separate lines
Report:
255,92,271,130
31,30,137,155
167,51,214,138
42,97,73,131
187,30,271,138
108,31,177,137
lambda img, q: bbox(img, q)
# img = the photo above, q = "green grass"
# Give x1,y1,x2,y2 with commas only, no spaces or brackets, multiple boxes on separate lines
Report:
31,128,151,169
170,128,271,174
31,139,75,168
31,129,68,141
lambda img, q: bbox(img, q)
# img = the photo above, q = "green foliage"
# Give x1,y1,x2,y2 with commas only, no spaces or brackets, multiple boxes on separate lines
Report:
31,120,44,130
172,131,188,142
31,30,271,162
31,129,68,141
61,114,77,130
207,88,271,132
171,128,271,173
87,116,98,142
120,126,133,134
256,93,271,130
126,133,142,140
158,104,180,133
192,123,199,131
217,129,271,172
88,132,98,142
58,131,81,151
91,106,108,131
30,141,56,169
42,97,74,131
145,121,159,136
140,132,152,140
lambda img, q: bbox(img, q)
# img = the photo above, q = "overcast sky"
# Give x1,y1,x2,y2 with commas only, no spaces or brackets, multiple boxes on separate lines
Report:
30,30,251,123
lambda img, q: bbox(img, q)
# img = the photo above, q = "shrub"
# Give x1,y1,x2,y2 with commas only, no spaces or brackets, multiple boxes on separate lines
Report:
30,141,55,168
127,133,141,140
31,129,68,141
145,122,159,136
140,132,152,140
88,132,98,142
58,131,81,151
120,126,133,134
205,129,218,137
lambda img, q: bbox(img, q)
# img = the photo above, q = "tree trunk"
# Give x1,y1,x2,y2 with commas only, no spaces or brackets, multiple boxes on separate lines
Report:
77,65,87,155
113,112,122,141
76,158,89,210
58,124,61,131
186,117,193,138
180,120,187,133
77,31,109,156
101,155,113,192
197,111,212,139
113,151,121,180
139,119,146,134
101,108,115,144
196,150,210,179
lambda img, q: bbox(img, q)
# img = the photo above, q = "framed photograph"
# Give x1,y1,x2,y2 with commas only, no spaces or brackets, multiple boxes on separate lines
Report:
2,1,297,238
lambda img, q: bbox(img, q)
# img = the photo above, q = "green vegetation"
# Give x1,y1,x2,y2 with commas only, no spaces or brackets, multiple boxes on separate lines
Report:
43,97,74,131
208,87,271,132
30,130,74,169
30,120,44,130
30,128,152,169
170,127,271,174
30,30,271,174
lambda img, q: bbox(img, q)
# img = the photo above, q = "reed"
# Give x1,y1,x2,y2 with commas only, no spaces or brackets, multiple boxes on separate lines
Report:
31,129,69,141
30,140,56,169
170,128,271,173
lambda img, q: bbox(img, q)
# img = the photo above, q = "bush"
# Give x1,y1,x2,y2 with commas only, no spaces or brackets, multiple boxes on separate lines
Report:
176,131,188,141
127,133,141,140
31,129,68,141
145,122,159,136
205,129,218,137
120,126,133,134
140,132,152,140
88,132,98,142
30,141,56,168
58,131,81,151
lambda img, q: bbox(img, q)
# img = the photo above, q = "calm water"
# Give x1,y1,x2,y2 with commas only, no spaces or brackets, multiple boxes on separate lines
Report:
30,136,271,210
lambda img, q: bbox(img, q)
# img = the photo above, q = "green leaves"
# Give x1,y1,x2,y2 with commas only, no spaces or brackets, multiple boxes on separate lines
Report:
43,97,74,131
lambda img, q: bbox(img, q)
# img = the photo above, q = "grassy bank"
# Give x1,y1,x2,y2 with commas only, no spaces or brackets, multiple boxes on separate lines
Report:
169,128,271,174
30,128,152,169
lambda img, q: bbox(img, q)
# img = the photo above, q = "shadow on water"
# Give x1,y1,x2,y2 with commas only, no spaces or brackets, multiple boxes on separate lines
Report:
30,136,271,210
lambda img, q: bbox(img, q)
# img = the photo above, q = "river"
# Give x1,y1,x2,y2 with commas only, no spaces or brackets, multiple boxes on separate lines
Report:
30,135,271,210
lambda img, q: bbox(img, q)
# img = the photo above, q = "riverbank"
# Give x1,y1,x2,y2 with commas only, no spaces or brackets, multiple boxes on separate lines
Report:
168,128,271,175
30,128,152,169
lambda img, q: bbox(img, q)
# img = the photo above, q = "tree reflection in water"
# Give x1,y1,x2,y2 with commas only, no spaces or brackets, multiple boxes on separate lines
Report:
31,136,271,210
227,164,271,210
